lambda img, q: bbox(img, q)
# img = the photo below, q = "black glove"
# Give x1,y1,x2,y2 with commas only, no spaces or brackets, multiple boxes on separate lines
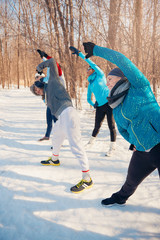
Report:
83,42,95,58
69,46,80,56
129,144,135,151
37,49,48,59
36,69,43,75
93,101,99,108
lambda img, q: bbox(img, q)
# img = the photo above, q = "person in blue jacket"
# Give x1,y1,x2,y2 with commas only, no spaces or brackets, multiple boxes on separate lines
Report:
69,46,116,156
83,42,160,206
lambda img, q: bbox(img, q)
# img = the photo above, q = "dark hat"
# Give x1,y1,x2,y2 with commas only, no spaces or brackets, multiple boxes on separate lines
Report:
30,84,39,96
34,80,45,89
108,68,125,78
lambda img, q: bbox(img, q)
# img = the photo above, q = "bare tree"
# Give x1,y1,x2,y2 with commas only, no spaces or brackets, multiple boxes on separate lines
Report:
106,0,122,73
0,0,160,106
152,0,158,99
0,39,5,88
134,0,143,69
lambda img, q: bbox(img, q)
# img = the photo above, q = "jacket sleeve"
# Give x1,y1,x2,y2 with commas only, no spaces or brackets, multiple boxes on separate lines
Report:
41,58,50,83
87,85,94,106
78,52,104,77
37,58,59,84
93,46,150,88
37,58,55,71
117,124,130,143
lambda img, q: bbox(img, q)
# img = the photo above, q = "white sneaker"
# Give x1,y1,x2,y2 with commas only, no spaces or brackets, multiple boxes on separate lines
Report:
85,136,96,148
105,142,116,157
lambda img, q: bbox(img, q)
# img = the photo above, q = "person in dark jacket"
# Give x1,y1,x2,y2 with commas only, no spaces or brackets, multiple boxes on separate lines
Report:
30,56,93,193
36,50,66,141
83,42,160,206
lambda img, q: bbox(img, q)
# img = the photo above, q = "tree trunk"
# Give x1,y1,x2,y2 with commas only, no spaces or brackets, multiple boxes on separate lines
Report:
107,0,121,73
152,0,158,99
134,0,143,68
0,39,5,88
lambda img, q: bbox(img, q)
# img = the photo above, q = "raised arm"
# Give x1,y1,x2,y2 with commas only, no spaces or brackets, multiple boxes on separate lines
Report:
69,46,104,76
83,42,150,88
37,58,59,83
37,58,54,71
79,52,104,76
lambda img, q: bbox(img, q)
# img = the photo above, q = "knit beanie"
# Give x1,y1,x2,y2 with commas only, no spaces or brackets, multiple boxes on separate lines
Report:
34,80,44,89
108,68,125,78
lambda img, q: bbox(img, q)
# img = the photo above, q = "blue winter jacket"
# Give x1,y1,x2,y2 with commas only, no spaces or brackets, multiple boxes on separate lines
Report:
93,45,160,151
79,52,109,107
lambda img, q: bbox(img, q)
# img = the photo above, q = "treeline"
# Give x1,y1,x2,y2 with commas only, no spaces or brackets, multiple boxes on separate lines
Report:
0,0,160,103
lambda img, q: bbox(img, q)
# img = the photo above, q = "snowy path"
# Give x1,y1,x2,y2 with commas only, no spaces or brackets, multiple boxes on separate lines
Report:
0,88,160,240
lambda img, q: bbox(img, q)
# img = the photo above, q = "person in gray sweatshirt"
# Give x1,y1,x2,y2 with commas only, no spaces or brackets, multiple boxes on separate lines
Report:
30,57,93,193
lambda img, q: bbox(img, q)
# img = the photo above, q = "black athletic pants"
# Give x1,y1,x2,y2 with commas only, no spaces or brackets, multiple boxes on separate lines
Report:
92,102,116,142
45,107,53,138
116,143,160,201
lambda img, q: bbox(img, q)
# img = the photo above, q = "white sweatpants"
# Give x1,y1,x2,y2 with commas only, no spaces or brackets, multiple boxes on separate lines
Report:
52,107,89,172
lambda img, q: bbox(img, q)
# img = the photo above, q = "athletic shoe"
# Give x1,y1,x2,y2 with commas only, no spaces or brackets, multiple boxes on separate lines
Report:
105,142,116,157
41,157,60,166
105,149,114,157
101,193,126,206
38,136,49,141
85,136,96,149
70,178,93,193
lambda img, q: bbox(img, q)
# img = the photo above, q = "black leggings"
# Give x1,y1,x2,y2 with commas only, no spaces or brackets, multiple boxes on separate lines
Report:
45,107,53,138
92,102,116,142
117,143,160,201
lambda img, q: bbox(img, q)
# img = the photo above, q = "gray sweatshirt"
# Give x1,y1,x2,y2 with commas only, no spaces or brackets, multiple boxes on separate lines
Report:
37,58,73,119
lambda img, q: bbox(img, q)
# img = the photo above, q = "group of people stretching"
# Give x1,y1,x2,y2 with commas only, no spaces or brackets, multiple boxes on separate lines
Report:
30,42,160,206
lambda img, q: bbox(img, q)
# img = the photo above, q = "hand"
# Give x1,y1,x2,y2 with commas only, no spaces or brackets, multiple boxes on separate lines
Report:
69,46,80,56
129,144,136,151
37,49,48,58
36,69,43,75
83,42,95,58
93,101,99,108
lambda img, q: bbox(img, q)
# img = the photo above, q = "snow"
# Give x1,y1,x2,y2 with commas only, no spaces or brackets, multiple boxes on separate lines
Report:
0,88,160,240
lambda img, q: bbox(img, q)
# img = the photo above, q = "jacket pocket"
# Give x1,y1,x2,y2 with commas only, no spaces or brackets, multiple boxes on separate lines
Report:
149,122,158,133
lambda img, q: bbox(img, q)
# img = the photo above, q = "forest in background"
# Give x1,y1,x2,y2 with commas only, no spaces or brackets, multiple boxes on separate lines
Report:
0,0,160,106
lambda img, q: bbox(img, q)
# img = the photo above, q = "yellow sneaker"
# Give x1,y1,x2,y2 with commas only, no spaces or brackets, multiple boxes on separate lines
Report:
41,157,60,166
70,178,93,193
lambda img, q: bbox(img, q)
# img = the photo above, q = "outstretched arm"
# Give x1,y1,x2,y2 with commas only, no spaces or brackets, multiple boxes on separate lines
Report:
83,42,150,88
37,58,55,71
69,46,104,76
36,58,59,84
79,52,104,76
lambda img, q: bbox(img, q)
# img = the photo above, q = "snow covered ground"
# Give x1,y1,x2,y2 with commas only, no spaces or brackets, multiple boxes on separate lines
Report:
0,88,160,240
